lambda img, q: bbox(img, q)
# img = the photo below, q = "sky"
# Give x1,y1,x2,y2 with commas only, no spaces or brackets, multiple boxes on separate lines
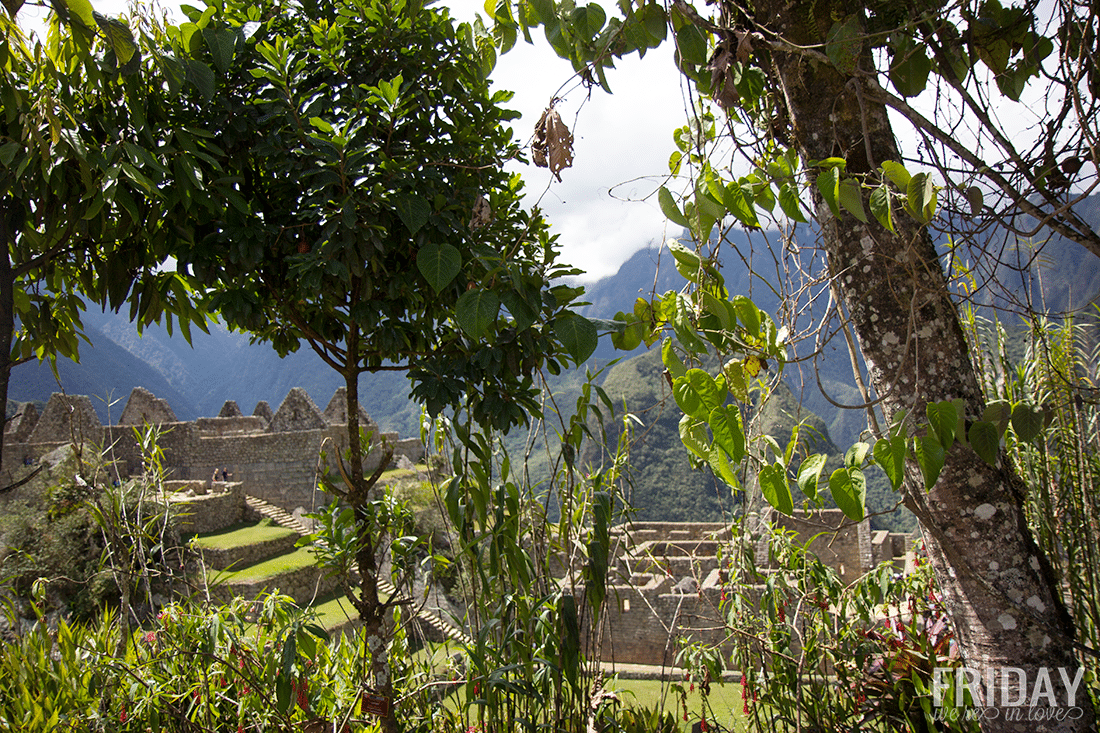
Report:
18,0,691,283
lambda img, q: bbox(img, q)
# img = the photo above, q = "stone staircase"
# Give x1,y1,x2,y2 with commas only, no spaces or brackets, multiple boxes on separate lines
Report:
235,494,473,646
244,494,312,536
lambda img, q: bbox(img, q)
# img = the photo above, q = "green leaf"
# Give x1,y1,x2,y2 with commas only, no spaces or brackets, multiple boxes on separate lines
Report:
97,13,139,67
723,360,749,403
708,444,740,489
393,193,431,235
671,292,706,353
62,0,96,28
1010,403,1044,442
926,400,958,447
797,453,827,501
825,15,862,75
733,295,760,336
907,172,937,222
967,420,1000,465
674,369,722,419
965,185,984,216
838,179,868,222
571,3,606,39
890,43,933,97
184,59,216,101
816,167,841,217
202,26,237,74
720,181,759,227
708,405,745,463
829,467,866,521
913,435,946,489
869,184,894,231
658,186,690,228
662,337,687,378
873,436,907,491
641,2,667,43
760,463,794,515
555,312,598,364
0,142,20,167
679,415,709,460
676,23,708,66
669,240,703,281
881,160,911,189
778,182,807,223
845,441,871,468
455,288,500,339
416,243,462,293
982,400,1012,434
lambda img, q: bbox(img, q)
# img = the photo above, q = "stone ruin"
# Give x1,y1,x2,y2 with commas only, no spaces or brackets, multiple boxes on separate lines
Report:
3,389,914,669
557,512,912,667
118,386,179,425
2,387,426,513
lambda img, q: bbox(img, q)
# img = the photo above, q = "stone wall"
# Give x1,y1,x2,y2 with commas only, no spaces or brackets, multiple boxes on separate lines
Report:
582,513,910,666
209,565,339,607
166,487,247,535
2,386,427,515
195,533,300,571
766,508,872,585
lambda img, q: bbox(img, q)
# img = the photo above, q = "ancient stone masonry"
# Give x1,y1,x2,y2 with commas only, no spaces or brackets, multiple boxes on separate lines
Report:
117,386,177,426
252,401,274,426
218,400,244,418
2,387,426,515
571,513,911,668
3,402,38,444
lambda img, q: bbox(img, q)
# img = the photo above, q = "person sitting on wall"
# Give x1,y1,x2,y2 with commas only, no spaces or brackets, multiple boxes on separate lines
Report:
212,468,220,483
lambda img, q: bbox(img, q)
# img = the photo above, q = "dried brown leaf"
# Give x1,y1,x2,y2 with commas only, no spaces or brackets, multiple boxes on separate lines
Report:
707,42,739,109
735,29,753,64
532,107,574,181
469,194,492,229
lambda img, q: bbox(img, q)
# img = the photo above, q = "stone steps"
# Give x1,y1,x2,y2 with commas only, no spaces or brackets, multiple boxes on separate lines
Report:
242,494,474,647
244,495,312,536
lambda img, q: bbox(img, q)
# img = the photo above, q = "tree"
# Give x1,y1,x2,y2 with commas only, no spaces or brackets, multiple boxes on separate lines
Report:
159,1,597,730
0,6,208,483
485,0,1098,729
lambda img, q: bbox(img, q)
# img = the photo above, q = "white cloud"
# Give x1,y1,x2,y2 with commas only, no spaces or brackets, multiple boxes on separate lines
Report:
448,0,689,282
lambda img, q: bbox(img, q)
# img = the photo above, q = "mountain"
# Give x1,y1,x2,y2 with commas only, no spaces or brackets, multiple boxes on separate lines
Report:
8,196,1099,527
10,308,422,434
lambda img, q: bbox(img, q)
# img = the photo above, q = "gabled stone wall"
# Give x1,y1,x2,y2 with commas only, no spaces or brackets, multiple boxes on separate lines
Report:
2,386,426,515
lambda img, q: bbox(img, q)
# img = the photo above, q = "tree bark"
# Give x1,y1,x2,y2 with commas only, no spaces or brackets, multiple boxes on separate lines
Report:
0,212,16,482
342,322,399,733
745,1,1096,729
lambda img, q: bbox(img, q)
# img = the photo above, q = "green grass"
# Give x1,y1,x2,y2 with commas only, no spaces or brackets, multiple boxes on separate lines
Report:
612,678,751,732
212,546,318,583
380,467,418,482
311,593,360,630
409,643,750,732
190,519,296,550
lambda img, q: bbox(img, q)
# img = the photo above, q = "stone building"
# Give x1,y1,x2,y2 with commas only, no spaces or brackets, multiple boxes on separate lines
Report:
2,387,425,513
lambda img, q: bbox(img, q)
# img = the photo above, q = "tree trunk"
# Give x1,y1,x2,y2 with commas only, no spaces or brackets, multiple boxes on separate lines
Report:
342,334,399,733
746,2,1096,728
0,214,15,481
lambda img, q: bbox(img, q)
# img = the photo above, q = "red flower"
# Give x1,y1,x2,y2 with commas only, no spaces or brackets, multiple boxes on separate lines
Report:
296,678,310,711
144,631,156,644
119,704,127,723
